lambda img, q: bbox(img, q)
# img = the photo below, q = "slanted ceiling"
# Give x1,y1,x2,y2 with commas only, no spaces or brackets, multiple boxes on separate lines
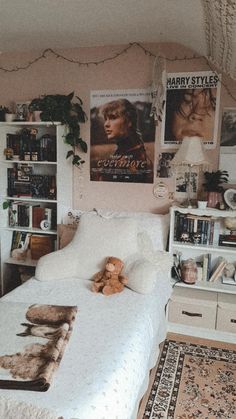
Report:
0,0,236,79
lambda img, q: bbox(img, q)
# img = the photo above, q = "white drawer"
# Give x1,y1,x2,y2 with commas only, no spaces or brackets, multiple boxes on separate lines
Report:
216,294,236,334
168,288,217,329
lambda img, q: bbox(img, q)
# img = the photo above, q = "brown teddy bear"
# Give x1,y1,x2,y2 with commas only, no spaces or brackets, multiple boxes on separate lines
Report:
92,256,128,296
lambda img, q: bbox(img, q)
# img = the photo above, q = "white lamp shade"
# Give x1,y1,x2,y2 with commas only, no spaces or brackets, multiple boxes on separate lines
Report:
171,136,209,166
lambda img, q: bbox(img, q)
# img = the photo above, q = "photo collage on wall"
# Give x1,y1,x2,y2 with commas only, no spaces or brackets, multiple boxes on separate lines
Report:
156,70,221,199
90,89,155,183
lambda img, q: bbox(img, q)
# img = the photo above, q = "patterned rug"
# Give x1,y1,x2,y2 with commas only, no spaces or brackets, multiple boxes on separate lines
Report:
142,339,236,419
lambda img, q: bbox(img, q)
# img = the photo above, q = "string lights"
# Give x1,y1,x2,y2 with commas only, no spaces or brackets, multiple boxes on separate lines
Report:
0,42,204,73
0,42,235,102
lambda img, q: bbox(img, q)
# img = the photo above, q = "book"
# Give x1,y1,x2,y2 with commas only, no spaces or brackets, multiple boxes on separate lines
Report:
202,253,210,281
30,234,55,260
31,175,50,199
32,207,45,229
209,258,227,282
196,261,203,281
28,203,40,228
17,164,33,181
10,231,22,251
218,234,236,247
44,208,52,226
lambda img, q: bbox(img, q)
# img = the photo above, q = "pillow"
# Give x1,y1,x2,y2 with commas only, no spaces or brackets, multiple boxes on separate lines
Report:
124,256,158,294
57,224,77,249
124,249,173,294
71,213,138,280
95,208,170,251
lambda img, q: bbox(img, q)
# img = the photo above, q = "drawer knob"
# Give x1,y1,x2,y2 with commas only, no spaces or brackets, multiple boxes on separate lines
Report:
182,310,202,317
230,319,236,324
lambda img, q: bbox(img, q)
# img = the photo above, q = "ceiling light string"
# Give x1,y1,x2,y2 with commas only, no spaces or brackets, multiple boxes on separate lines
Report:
0,42,235,102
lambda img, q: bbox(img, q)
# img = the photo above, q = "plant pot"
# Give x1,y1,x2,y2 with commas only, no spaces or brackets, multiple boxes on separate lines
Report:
33,110,42,122
207,191,222,208
197,200,208,209
5,113,16,122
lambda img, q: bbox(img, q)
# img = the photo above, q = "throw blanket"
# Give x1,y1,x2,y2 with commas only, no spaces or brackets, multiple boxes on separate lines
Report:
0,302,77,392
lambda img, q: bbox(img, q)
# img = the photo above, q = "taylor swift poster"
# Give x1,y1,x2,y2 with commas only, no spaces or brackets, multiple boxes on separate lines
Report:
161,71,221,149
90,89,155,183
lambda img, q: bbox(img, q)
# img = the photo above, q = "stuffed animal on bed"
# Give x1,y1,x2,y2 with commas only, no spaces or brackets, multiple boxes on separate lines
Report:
92,256,128,296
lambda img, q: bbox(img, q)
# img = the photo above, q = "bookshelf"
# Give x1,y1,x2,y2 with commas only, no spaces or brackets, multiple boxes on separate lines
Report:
168,206,236,342
0,122,72,295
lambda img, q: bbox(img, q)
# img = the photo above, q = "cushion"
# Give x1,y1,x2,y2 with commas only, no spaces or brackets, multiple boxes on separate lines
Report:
91,208,170,251
61,208,170,251
71,213,138,280
57,224,77,249
124,248,173,294
124,256,158,294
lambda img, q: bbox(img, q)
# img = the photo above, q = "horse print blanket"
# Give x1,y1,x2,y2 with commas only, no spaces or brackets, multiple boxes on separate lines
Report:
0,302,78,391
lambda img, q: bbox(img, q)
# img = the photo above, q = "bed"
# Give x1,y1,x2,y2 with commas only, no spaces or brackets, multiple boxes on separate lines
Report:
0,209,172,419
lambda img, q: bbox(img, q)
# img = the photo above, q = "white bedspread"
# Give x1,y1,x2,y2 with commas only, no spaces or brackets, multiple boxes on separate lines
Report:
0,276,172,419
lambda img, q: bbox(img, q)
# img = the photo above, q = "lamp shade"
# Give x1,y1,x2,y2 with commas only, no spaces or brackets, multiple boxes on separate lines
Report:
171,136,209,167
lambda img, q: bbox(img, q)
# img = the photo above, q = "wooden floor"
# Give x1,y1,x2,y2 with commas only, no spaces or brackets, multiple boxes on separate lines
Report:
137,332,236,419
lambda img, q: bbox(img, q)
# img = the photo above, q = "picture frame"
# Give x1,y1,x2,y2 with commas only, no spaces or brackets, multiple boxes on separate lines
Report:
174,167,198,199
15,101,31,121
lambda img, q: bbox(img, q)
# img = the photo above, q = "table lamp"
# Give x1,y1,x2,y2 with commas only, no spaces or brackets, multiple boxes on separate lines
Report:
171,136,210,207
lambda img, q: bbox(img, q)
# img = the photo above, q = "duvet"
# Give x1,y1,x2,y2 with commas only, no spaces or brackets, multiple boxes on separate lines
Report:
0,275,171,419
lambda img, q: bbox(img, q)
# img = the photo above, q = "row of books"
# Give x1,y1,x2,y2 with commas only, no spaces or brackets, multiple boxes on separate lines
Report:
9,203,56,230
7,166,56,199
174,212,222,246
6,131,56,162
11,230,56,260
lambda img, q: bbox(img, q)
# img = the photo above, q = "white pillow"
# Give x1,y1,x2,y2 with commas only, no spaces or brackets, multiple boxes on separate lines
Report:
95,208,170,251
124,256,158,294
71,213,138,280
123,249,172,294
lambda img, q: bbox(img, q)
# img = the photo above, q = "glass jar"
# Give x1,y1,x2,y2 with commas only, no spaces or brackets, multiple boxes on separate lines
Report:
181,259,198,284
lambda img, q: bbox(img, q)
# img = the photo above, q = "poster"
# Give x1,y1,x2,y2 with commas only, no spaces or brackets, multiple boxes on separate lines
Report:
161,71,221,149
90,89,155,183
220,108,236,148
219,108,236,183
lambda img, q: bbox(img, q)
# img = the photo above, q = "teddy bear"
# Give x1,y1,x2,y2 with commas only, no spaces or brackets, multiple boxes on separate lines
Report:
91,256,128,296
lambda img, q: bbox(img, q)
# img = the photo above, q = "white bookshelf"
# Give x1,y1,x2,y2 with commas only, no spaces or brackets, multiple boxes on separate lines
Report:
0,122,72,295
168,206,236,342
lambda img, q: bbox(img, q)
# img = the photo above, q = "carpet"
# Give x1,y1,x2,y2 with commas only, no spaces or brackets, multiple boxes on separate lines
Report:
142,339,236,419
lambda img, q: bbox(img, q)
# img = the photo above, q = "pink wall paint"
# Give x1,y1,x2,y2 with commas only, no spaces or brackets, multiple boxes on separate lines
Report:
1,42,235,215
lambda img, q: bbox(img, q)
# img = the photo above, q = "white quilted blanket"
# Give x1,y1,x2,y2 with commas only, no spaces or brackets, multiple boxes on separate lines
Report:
0,276,172,419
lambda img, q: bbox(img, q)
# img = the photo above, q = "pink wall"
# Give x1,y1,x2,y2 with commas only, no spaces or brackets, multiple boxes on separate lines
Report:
1,42,236,214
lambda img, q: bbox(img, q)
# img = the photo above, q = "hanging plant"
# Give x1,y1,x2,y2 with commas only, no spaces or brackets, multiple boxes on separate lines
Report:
29,92,87,167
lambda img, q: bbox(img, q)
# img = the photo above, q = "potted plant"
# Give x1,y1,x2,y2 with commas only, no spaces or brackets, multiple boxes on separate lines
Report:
29,92,87,167
1,105,16,122
0,106,10,122
203,170,229,208
28,98,43,121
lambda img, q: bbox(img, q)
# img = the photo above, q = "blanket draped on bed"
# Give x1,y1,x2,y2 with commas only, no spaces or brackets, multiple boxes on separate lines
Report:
0,302,77,392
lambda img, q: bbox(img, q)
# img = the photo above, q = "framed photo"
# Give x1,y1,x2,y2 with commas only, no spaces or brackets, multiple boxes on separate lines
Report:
175,167,198,199
156,152,175,178
15,101,31,121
